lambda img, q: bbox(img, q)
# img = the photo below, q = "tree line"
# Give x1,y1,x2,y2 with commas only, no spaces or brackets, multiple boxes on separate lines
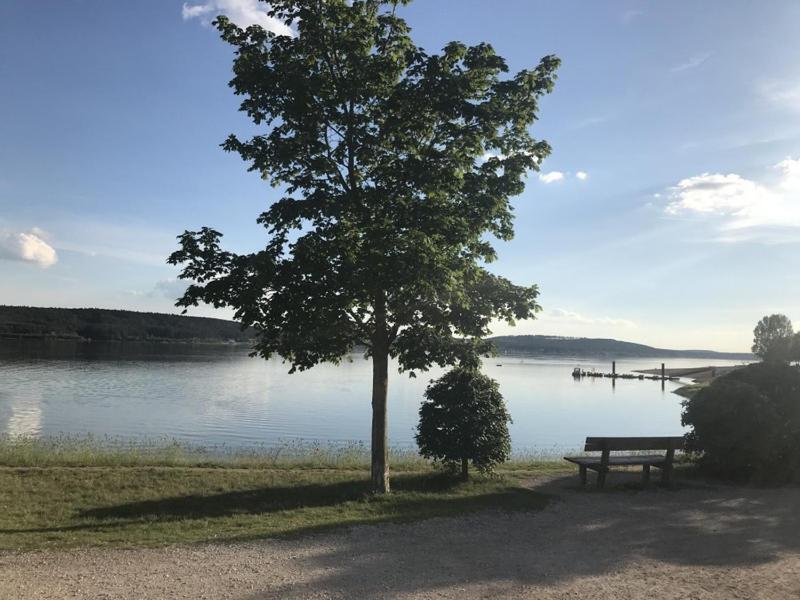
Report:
0,306,254,343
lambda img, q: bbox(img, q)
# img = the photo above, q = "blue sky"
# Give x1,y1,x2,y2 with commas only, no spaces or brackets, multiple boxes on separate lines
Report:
1,0,799,352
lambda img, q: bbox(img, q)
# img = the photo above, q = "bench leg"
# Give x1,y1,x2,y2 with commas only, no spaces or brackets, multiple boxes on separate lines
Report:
642,464,651,485
662,449,676,486
579,465,587,485
597,469,607,489
662,463,673,486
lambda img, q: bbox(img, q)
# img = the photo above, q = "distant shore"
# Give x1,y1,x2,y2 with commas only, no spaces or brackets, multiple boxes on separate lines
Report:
636,365,748,398
0,333,251,345
634,365,743,382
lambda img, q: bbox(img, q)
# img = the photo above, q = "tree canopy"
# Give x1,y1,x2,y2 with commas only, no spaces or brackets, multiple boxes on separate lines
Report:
752,314,794,362
168,0,559,492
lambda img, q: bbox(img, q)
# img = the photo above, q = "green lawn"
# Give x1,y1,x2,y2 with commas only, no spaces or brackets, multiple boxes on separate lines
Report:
0,450,564,551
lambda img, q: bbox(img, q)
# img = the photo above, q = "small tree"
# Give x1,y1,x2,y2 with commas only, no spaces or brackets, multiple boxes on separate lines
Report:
752,314,793,362
416,366,511,479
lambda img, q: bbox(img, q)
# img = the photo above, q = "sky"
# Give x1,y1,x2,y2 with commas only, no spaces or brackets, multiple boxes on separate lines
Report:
1,0,799,352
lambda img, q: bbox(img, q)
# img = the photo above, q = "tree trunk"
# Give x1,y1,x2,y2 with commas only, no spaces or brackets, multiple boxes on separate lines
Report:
370,291,390,494
371,342,390,493
461,457,469,480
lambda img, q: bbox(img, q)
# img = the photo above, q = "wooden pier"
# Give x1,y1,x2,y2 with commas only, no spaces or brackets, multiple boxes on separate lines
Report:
571,362,679,382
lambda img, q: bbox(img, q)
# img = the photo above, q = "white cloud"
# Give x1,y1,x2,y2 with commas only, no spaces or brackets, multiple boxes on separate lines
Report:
539,171,564,184
671,52,712,73
546,308,636,329
663,157,800,237
0,229,58,268
575,171,588,181
182,0,294,36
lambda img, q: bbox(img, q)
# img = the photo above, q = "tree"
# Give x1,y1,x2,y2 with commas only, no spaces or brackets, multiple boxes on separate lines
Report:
168,0,559,493
791,332,800,364
416,366,512,479
752,314,794,362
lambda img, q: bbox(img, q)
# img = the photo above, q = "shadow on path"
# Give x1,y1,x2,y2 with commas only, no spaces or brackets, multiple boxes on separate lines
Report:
243,474,800,598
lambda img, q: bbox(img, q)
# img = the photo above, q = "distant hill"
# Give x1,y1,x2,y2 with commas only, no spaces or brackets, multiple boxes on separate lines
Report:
0,306,254,343
0,306,753,358
488,335,752,361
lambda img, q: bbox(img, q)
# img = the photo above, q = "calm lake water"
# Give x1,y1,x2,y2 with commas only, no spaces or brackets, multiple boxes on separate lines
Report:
0,341,748,453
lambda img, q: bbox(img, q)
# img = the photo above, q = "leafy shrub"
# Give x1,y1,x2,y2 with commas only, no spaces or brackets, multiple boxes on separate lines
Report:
682,362,800,481
416,367,512,478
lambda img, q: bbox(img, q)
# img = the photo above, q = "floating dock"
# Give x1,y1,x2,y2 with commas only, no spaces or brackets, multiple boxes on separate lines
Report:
571,362,679,381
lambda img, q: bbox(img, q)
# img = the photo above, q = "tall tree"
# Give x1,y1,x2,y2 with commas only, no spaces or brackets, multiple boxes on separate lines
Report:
168,0,559,493
790,332,800,364
752,314,794,362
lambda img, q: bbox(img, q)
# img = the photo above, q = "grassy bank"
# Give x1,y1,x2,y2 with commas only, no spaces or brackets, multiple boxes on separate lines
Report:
0,437,565,552
0,435,571,469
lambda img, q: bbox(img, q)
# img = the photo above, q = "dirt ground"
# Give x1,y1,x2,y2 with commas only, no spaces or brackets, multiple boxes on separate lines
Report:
2,474,799,599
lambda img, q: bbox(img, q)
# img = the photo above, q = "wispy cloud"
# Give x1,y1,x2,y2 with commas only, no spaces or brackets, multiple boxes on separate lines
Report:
153,279,189,300
539,171,565,184
182,0,293,36
488,307,637,338
569,115,609,131
546,308,636,329
575,171,588,181
620,9,643,24
670,52,712,73
0,228,58,268
663,157,800,240
760,79,800,113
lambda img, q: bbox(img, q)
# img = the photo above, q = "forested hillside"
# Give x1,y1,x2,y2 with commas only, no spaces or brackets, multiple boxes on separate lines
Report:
0,306,752,358
0,306,253,343
489,335,752,360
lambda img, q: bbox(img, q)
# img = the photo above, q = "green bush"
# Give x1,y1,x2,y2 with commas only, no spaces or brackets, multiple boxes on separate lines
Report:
416,367,512,479
682,362,800,481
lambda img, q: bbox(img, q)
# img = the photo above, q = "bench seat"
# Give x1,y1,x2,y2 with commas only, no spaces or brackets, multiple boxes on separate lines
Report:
564,455,668,467
564,436,685,488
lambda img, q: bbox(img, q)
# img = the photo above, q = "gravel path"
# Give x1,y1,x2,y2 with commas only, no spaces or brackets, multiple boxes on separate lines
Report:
3,476,800,599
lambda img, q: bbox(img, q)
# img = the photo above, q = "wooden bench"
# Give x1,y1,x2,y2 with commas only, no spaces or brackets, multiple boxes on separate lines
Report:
564,436,684,488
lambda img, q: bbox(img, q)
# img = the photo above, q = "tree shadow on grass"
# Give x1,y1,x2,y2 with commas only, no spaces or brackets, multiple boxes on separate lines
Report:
0,472,549,537
77,472,488,521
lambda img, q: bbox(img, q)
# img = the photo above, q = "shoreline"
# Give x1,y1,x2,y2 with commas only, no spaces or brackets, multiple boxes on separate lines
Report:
636,365,748,398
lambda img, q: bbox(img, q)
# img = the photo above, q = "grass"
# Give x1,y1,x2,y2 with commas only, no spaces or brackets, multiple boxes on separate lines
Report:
0,436,565,552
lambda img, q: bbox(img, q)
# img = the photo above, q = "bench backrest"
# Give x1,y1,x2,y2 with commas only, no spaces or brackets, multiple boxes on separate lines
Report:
584,436,685,452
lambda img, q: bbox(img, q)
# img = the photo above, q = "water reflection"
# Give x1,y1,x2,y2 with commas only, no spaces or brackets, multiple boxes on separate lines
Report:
0,389,42,436
0,340,747,452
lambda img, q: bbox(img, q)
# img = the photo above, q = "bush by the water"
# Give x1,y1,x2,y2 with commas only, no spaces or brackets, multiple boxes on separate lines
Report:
416,367,512,478
681,362,800,481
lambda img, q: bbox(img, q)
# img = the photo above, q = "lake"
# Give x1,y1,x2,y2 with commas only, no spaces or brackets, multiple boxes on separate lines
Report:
0,341,748,453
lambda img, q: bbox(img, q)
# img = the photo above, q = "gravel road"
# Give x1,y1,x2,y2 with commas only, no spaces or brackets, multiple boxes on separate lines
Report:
3,475,799,599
